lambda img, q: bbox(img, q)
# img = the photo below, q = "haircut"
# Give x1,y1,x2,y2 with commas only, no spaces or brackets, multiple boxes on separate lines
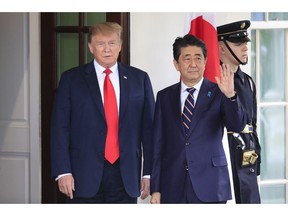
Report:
173,34,207,62
88,22,122,43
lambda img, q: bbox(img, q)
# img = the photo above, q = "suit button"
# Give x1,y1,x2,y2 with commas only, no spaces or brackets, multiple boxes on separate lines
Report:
185,165,189,171
249,168,255,173
185,142,189,146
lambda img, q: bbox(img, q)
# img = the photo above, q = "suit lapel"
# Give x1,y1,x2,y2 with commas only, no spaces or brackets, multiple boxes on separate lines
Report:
83,61,105,119
187,79,218,136
170,83,185,133
118,63,129,122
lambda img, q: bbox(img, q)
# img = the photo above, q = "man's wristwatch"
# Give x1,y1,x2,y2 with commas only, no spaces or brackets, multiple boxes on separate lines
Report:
229,92,237,101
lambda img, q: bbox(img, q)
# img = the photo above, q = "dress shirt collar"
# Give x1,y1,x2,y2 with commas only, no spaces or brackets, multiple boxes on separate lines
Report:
93,59,118,76
181,77,204,94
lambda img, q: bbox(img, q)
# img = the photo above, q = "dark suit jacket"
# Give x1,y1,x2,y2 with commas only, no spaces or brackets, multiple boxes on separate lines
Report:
50,61,155,198
150,78,247,203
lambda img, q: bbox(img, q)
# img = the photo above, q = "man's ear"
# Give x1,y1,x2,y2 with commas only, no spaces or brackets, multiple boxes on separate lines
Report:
218,43,225,55
173,59,179,71
88,43,93,54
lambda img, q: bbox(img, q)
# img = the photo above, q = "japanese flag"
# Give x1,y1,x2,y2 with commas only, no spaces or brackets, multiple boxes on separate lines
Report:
185,13,220,83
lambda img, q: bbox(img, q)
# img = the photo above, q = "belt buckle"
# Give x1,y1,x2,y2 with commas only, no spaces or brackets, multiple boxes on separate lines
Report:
242,124,253,133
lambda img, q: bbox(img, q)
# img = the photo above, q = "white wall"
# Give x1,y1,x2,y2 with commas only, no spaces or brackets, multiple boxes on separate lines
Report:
130,13,186,95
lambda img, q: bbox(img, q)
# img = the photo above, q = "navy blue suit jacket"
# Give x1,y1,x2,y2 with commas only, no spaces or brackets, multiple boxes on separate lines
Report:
50,61,155,198
150,79,247,203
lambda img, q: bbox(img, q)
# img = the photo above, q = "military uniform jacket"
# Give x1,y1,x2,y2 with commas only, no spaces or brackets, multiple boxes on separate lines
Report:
227,66,261,203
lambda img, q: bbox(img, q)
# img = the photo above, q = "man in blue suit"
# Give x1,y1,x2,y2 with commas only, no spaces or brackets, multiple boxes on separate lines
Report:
50,22,155,203
150,34,247,203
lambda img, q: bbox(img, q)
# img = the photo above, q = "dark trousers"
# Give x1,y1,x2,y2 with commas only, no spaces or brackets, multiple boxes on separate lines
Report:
65,159,137,204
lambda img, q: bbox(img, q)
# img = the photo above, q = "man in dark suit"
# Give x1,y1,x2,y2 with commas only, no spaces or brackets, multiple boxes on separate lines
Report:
217,20,261,203
150,34,247,204
50,22,155,203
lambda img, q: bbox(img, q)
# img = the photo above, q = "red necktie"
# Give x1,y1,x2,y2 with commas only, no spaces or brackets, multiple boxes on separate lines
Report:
103,68,119,164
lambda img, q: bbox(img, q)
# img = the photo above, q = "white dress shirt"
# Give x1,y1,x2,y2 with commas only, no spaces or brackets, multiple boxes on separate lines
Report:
180,77,204,113
94,60,120,112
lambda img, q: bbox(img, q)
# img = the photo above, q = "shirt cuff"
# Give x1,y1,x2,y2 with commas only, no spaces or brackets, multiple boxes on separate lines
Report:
55,173,72,181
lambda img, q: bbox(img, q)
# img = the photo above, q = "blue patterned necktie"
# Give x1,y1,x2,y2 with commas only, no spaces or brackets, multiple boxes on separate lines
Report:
182,87,196,135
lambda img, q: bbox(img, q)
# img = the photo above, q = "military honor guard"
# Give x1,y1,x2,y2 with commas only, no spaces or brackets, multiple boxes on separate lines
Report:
217,20,261,203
